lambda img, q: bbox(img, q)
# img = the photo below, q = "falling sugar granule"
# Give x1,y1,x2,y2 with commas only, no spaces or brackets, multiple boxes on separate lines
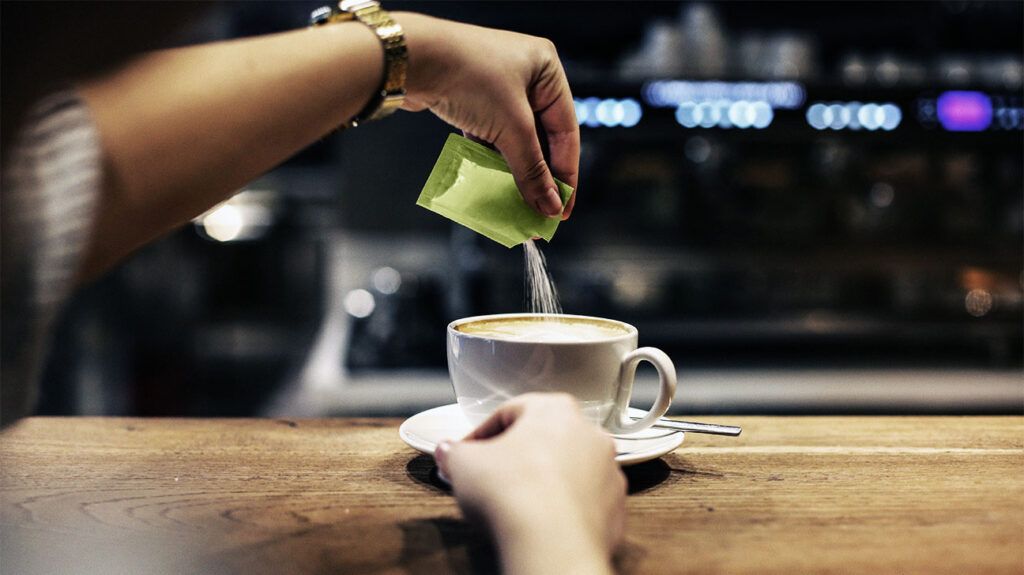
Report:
523,239,562,315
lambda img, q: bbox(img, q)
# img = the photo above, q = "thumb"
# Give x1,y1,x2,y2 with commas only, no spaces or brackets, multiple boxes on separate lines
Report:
494,106,564,218
434,439,457,481
435,437,498,487
434,439,481,483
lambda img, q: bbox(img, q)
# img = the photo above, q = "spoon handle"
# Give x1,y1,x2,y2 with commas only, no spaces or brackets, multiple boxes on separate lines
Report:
632,416,742,437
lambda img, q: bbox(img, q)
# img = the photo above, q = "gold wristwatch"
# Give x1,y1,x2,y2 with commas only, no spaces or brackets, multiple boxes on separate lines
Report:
310,0,407,128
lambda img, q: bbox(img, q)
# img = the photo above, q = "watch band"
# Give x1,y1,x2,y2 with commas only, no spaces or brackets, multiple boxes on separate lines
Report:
311,0,408,128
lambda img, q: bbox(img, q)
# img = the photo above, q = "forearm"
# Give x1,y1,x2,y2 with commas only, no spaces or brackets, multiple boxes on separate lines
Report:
77,21,384,278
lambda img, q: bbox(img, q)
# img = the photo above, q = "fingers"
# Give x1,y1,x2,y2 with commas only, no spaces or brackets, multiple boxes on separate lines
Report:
430,433,481,482
435,393,586,479
457,392,577,444
494,104,565,218
533,67,580,220
462,397,527,441
561,190,577,220
465,392,581,441
434,434,494,486
434,439,455,479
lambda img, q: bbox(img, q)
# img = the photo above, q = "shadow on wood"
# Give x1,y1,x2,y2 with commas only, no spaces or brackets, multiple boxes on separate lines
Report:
624,458,672,494
398,516,499,574
405,453,452,492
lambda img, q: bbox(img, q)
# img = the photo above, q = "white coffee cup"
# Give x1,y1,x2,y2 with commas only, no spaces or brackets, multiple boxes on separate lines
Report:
446,313,677,434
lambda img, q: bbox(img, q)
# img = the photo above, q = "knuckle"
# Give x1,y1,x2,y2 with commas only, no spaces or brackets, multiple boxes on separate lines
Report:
522,157,550,184
530,36,556,56
524,36,558,66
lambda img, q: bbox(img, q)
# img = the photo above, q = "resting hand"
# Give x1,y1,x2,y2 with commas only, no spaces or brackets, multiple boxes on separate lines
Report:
434,393,625,575
395,13,579,219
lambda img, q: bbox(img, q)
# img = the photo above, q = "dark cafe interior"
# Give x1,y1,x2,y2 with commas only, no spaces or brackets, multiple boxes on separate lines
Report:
1,2,1021,574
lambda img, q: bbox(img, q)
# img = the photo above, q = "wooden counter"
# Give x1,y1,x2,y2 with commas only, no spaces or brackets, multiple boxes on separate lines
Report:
2,416,1022,574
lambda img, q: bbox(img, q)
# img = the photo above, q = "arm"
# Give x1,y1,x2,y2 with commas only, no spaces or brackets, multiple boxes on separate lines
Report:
77,21,381,278
435,394,626,575
77,12,579,279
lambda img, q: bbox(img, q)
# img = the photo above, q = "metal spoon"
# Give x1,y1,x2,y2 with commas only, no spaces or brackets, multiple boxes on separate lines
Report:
630,416,742,437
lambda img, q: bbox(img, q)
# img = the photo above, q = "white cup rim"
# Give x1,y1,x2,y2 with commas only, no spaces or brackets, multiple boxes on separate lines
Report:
447,313,638,345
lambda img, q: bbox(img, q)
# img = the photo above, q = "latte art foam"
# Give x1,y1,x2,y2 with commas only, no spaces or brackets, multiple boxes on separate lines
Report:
456,318,630,342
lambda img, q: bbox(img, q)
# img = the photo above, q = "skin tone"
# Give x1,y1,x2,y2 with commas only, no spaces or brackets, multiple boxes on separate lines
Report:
77,12,578,281
435,393,627,575
75,10,606,574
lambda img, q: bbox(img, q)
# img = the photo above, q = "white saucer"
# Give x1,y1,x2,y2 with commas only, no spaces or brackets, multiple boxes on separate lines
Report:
399,404,684,467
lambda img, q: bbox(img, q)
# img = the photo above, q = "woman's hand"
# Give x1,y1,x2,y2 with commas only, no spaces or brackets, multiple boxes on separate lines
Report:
434,393,626,575
395,13,580,220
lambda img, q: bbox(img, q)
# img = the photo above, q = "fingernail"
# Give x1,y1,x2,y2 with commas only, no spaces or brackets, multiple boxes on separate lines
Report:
539,188,563,217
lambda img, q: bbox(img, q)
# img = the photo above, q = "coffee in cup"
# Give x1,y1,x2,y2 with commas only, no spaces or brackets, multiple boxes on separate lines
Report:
447,313,677,434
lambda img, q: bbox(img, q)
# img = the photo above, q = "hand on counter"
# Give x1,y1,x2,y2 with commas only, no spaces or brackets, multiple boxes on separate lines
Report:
435,393,625,575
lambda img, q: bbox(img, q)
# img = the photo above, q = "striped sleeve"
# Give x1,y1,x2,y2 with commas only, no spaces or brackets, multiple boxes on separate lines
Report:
1,90,102,425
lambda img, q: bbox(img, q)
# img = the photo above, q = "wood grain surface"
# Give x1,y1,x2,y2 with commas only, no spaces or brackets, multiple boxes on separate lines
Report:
2,416,1022,574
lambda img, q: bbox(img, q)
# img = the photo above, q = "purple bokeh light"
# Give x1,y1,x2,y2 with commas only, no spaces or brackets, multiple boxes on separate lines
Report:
936,91,993,132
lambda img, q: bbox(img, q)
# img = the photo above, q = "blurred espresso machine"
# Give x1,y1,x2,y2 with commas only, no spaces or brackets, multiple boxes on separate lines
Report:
39,1,1022,417
341,2,1022,374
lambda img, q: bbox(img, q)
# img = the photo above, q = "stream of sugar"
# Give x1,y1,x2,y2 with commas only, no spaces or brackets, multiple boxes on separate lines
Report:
523,239,563,315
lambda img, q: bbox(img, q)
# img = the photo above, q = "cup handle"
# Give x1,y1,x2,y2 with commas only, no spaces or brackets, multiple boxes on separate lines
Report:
607,347,677,434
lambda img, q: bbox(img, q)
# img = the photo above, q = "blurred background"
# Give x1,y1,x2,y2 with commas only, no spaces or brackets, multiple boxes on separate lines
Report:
35,1,1022,418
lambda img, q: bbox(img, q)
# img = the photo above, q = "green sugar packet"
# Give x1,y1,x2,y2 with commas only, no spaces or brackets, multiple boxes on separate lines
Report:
417,134,574,248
